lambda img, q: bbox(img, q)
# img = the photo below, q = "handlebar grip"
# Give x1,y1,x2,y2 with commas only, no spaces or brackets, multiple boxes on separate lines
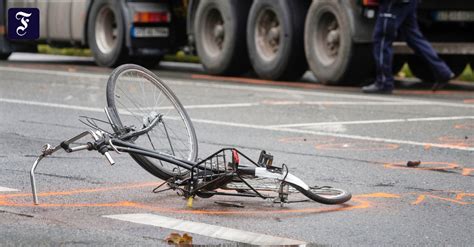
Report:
104,152,115,166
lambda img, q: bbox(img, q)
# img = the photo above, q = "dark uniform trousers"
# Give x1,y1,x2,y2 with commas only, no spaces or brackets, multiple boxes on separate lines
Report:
373,0,453,88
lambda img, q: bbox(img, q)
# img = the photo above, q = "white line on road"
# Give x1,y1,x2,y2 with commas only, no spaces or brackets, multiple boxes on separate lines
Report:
0,186,19,192
261,100,431,106
1,65,473,109
0,98,256,111
2,98,473,151
103,213,306,246
192,118,474,151
269,116,474,128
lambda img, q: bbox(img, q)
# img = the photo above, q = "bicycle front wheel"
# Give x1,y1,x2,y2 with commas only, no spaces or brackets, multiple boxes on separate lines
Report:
106,64,198,180
291,185,352,205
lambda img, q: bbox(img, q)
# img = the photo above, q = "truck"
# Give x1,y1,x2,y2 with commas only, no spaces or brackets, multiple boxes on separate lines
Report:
1,0,474,85
0,0,181,67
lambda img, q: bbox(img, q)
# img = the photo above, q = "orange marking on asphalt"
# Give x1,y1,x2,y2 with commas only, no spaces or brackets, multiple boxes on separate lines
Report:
424,144,432,150
0,182,160,199
454,124,474,130
463,99,474,104
0,200,140,208
354,192,401,199
126,198,371,215
425,195,471,205
411,195,426,205
0,195,370,215
191,74,325,90
455,193,473,201
0,184,377,215
410,192,473,206
438,136,473,148
462,168,474,176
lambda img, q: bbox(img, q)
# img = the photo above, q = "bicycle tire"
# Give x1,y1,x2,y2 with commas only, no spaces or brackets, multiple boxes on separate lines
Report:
290,184,352,204
106,64,198,180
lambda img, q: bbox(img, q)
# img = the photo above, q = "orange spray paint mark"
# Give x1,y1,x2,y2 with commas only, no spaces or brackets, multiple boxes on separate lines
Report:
410,192,473,205
411,195,426,205
438,136,473,148
462,168,474,176
455,193,473,201
0,182,160,199
454,124,474,130
355,193,401,199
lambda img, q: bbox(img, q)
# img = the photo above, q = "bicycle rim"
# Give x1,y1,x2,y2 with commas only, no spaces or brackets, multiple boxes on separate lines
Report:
291,184,352,204
106,64,198,179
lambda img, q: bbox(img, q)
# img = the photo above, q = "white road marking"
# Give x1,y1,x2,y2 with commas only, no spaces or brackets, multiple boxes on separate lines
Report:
103,213,306,246
173,79,474,109
191,118,474,151
269,116,474,128
0,186,19,192
1,98,473,151
273,127,474,151
261,100,431,106
1,65,473,109
0,65,108,80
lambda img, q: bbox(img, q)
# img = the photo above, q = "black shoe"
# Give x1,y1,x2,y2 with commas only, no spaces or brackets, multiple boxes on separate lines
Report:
432,72,455,91
362,83,393,94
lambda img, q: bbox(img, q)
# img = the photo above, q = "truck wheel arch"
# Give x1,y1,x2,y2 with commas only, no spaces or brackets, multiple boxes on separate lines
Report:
83,0,131,49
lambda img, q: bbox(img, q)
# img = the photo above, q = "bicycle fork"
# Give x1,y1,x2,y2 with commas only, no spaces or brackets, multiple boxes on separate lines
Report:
30,130,115,205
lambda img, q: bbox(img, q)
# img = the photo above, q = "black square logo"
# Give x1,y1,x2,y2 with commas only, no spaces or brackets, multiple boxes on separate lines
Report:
8,8,40,40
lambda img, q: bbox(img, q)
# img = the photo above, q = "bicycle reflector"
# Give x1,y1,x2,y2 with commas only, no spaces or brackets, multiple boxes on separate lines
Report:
232,149,240,165
133,11,171,23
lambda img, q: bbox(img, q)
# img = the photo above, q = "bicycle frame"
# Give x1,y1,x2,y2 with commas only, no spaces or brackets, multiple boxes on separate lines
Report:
30,127,310,205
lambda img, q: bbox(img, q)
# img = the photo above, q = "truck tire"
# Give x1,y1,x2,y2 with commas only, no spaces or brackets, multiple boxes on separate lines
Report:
194,0,251,75
246,0,310,81
304,0,373,85
87,0,128,67
408,55,467,82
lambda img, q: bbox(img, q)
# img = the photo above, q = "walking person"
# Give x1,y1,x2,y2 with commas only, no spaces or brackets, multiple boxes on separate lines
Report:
362,0,454,94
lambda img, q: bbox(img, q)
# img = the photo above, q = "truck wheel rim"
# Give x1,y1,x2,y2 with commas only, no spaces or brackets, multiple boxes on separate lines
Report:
314,12,340,66
95,6,118,54
255,8,280,62
202,8,225,58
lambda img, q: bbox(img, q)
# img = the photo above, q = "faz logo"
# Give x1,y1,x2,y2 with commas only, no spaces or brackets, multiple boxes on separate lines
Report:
8,8,40,40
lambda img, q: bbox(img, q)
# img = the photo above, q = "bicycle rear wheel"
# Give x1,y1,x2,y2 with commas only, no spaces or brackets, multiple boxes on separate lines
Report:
106,64,198,180
290,184,351,204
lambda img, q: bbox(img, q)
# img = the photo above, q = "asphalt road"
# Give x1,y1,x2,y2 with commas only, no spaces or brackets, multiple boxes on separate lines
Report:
0,53,473,246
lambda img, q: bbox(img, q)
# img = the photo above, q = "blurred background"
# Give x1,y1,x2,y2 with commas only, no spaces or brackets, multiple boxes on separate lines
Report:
1,0,473,84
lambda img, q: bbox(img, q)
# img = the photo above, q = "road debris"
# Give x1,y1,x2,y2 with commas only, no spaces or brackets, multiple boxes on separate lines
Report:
407,160,421,167
166,232,192,245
